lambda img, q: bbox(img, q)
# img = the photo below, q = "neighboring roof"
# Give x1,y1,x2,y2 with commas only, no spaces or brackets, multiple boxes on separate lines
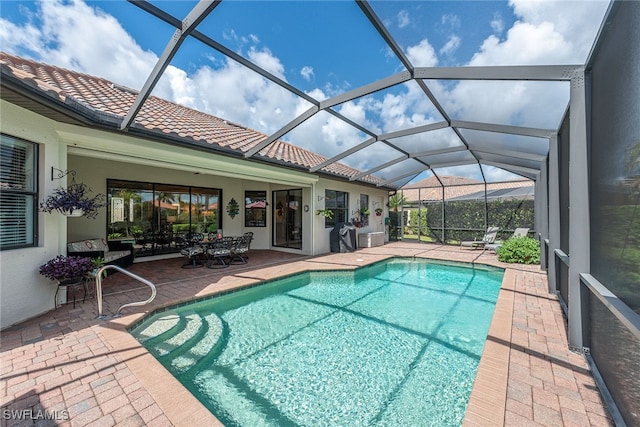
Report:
447,185,535,201
0,52,384,187
400,175,533,202
402,176,481,189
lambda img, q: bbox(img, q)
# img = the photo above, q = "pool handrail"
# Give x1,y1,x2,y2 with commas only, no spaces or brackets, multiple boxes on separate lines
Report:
95,265,156,318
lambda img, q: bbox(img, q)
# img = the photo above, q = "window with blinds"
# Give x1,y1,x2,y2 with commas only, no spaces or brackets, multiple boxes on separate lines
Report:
324,189,348,228
1,134,37,249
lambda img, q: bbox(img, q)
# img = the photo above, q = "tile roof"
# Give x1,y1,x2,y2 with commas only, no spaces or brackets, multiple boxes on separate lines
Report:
400,175,533,202
0,52,382,186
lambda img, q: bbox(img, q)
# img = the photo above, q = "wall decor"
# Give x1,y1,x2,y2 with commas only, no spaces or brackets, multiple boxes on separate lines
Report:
226,198,240,219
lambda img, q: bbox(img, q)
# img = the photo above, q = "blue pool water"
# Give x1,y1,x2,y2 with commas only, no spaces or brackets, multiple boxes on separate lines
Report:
130,258,503,426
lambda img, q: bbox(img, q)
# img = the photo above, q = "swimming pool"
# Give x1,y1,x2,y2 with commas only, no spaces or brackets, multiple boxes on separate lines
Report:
131,258,503,426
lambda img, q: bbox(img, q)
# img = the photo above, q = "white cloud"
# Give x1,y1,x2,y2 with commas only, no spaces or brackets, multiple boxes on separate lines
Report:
397,10,410,29
470,21,571,66
406,39,439,67
441,14,461,30
439,35,461,57
247,46,285,79
491,12,504,34
300,66,314,81
2,0,157,90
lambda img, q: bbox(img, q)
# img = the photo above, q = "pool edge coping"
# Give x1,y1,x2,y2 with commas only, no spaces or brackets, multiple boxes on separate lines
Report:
98,253,515,426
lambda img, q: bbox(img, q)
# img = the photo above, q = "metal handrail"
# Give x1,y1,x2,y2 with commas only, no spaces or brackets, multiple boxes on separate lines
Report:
95,265,156,319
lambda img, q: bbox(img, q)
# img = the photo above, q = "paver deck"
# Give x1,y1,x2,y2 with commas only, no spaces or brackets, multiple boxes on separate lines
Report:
1,243,613,426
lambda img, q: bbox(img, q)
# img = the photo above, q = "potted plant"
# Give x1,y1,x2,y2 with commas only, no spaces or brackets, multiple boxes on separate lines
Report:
375,208,383,216
90,257,108,279
40,182,106,219
315,209,334,219
39,255,93,284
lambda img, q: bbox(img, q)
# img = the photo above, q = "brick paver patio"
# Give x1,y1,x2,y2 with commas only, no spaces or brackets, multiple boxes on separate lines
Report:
1,243,613,426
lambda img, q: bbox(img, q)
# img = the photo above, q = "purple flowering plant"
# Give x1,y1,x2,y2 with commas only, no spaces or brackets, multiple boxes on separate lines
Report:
40,182,106,219
39,255,93,281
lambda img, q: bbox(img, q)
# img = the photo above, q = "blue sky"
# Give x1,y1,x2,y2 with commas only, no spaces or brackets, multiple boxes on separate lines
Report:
0,0,610,184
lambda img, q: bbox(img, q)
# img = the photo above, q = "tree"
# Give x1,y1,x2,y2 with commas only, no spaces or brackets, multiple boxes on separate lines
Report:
388,193,406,212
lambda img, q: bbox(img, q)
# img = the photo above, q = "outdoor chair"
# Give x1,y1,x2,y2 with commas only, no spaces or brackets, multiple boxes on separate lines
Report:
206,237,233,269
460,226,500,249
180,233,205,268
243,232,254,258
230,235,251,264
486,228,530,252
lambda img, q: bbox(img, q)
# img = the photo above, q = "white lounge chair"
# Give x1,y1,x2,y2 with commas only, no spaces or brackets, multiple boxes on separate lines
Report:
460,227,500,249
486,227,530,252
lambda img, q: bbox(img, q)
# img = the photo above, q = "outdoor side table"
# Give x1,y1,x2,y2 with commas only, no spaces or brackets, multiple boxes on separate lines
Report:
54,278,87,309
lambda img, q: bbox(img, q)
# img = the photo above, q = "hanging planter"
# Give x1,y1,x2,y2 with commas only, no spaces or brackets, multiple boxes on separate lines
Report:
315,209,334,219
375,208,383,216
226,198,240,219
40,182,106,219
62,208,84,217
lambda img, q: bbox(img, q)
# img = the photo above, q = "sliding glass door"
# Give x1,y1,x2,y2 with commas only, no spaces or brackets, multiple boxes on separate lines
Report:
107,180,221,257
272,189,302,249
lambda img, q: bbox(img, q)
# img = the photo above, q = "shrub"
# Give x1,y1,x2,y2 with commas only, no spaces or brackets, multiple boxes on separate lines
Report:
39,255,93,281
497,236,540,264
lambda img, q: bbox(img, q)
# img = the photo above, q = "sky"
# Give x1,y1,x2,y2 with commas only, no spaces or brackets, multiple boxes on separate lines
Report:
0,0,611,185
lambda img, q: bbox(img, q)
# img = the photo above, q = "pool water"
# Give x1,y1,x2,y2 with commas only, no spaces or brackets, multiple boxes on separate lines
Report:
131,258,503,426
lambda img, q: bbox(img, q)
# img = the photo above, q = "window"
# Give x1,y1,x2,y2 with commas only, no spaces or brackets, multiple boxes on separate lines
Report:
245,191,266,227
0,134,38,249
324,189,348,228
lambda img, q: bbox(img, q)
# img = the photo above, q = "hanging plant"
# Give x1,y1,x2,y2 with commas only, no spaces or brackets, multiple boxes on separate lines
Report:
40,182,106,219
375,208,383,216
226,198,240,219
315,209,334,219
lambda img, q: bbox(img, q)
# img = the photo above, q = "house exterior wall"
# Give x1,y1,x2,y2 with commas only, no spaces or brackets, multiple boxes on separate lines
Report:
0,101,70,329
312,179,388,255
66,156,389,256
0,100,389,329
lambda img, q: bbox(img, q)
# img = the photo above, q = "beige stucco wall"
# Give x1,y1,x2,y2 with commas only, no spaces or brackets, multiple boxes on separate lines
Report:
1,100,389,328
65,156,389,256
0,101,71,329
312,179,388,254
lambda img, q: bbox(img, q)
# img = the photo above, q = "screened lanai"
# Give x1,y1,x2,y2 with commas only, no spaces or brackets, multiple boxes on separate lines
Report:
1,0,638,425
115,2,638,424
119,0,570,190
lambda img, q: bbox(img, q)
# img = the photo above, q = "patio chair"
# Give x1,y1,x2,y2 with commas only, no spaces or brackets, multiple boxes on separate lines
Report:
230,235,251,264
486,227,530,252
460,226,500,249
180,233,205,268
243,231,254,258
206,237,233,269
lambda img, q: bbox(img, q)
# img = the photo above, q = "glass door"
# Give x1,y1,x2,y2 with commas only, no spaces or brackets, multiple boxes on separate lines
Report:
108,180,221,257
272,189,302,249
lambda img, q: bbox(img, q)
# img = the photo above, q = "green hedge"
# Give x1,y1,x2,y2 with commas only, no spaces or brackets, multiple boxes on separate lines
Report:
423,199,534,242
497,236,540,264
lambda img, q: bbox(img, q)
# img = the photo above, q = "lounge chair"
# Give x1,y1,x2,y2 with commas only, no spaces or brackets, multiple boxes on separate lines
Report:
485,228,530,252
460,226,500,249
